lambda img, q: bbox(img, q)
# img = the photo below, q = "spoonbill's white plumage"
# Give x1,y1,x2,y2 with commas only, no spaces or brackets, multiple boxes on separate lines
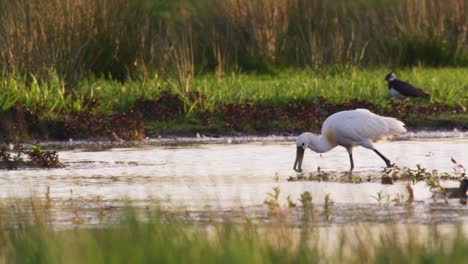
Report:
293,109,406,172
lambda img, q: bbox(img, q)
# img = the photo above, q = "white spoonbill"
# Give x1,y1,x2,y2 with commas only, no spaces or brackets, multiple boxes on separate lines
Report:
293,109,406,172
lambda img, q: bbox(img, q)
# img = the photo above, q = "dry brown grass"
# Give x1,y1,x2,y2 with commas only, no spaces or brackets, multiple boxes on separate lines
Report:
0,0,466,84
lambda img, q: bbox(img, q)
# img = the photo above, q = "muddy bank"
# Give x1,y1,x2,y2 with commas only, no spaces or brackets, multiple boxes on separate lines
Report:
16,129,466,151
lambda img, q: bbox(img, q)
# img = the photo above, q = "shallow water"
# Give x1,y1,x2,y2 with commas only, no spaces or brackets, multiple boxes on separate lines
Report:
1,134,467,226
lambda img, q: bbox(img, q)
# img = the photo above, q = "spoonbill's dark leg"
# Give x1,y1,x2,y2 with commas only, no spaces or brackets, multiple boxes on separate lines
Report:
373,149,392,167
346,148,354,175
342,148,355,181
348,152,354,171
293,147,305,172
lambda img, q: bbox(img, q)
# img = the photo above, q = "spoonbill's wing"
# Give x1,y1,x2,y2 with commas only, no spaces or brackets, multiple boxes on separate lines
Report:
325,109,406,145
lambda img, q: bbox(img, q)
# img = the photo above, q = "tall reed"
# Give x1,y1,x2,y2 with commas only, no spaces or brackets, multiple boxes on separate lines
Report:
0,0,152,84
0,0,466,84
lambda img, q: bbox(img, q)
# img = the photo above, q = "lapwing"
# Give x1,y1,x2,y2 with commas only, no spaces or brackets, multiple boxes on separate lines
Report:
384,72,430,99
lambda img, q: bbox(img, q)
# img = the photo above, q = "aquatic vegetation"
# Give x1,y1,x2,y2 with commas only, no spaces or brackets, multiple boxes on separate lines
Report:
298,191,314,221
383,162,466,182
298,191,313,208
288,159,467,206
24,144,61,168
288,159,467,185
0,146,21,170
288,167,360,183
451,157,466,178
0,144,60,169
371,191,388,205
264,186,281,216
286,195,296,208
391,193,406,206
264,187,323,221
323,194,334,222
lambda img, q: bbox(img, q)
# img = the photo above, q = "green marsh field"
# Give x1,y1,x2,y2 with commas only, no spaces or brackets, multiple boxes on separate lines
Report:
1,67,467,140
0,0,467,139
3,67,466,112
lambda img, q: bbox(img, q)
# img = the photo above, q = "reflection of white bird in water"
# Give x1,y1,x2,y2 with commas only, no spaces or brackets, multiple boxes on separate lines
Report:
293,109,406,172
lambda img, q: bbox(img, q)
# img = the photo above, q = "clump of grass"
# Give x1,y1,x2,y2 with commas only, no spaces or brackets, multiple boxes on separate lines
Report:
23,144,61,168
264,186,281,216
0,144,60,169
383,161,466,182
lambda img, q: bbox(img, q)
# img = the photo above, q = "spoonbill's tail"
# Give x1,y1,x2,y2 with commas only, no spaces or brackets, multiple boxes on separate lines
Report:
383,116,407,138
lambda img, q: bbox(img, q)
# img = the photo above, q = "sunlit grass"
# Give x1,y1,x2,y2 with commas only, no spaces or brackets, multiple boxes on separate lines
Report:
192,67,468,107
0,67,466,118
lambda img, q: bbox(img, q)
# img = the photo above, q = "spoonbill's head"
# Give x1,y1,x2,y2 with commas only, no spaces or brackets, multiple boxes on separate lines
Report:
293,132,316,172
384,72,397,82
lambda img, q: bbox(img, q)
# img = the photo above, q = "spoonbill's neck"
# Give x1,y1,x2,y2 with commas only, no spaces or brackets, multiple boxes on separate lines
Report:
309,134,336,153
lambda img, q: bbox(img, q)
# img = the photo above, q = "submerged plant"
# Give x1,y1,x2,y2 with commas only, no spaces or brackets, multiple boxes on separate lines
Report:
406,184,414,204
299,191,313,209
264,186,281,216
298,191,314,221
371,191,387,205
286,195,296,208
323,194,334,222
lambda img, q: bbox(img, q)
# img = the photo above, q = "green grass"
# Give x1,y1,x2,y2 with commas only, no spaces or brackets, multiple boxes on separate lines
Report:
1,67,467,116
191,67,468,107
0,67,466,140
2,201,468,263
0,73,167,116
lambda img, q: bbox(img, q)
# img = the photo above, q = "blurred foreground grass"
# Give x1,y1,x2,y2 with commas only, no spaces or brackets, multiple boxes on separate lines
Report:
1,200,468,263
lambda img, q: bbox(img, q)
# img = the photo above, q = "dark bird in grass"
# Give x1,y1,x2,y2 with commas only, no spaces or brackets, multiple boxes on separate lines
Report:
384,72,430,99
445,178,468,199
